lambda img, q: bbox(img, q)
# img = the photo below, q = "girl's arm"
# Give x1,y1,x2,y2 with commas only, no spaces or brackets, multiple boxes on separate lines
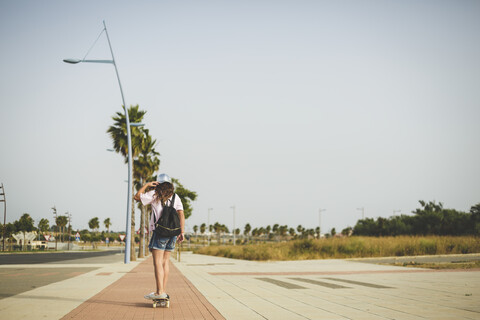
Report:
177,210,185,243
134,181,159,201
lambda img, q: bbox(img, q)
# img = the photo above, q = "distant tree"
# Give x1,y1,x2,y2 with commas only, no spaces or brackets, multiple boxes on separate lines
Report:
352,200,477,236
200,223,206,244
244,223,251,236
288,228,296,239
306,228,315,238
89,217,100,233
56,215,68,242
104,218,112,247
193,225,198,241
470,203,480,235
3,222,15,246
213,222,222,244
258,227,265,242
278,225,288,240
296,225,304,238
341,227,352,236
331,227,336,237
265,225,271,239
471,203,480,216
251,228,258,243
38,219,49,235
104,218,112,233
14,213,35,250
272,224,279,241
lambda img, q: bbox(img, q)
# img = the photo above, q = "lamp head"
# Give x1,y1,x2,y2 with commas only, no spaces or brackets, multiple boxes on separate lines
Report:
63,59,82,64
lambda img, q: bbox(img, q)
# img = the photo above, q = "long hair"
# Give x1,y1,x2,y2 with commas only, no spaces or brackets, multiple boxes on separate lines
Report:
154,182,175,205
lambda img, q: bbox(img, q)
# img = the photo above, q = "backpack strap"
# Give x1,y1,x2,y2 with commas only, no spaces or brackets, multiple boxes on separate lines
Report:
160,194,176,208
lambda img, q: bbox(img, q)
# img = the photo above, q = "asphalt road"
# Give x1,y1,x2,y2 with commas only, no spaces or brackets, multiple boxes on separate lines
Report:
0,266,99,299
0,250,127,299
0,250,123,265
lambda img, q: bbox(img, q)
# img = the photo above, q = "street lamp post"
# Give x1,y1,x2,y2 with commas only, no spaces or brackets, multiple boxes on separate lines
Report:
318,209,326,238
67,212,71,250
1,183,6,251
230,206,236,245
64,21,134,264
207,208,213,246
357,207,365,220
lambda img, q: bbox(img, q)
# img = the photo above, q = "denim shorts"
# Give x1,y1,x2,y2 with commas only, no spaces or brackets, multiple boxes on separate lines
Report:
148,233,177,252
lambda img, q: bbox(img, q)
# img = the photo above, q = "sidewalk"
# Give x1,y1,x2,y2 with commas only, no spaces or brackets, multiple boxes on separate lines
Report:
61,256,224,320
1,252,479,319
174,252,480,320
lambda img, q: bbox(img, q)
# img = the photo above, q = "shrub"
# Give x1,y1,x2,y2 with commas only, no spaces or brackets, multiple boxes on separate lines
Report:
194,236,480,261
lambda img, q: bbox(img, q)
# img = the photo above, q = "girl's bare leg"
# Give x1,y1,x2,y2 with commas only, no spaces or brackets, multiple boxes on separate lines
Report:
152,249,165,294
163,251,171,293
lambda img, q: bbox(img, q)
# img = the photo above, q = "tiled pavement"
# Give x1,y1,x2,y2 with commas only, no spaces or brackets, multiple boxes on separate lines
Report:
1,252,479,319
61,257,225,320
173,253,480,320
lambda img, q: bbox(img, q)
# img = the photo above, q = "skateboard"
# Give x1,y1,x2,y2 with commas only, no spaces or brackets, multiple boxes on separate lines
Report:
152,297,169,308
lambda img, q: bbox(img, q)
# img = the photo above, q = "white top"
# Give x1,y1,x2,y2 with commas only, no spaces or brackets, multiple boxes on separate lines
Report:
140,190,184,232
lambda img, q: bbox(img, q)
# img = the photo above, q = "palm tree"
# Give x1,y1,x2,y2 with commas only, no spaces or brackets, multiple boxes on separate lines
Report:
104,218,111,246
107,105,147,262
38,219,49,238
134,129,160,258
88,217,100,248
104,218,111,233
193,225,198,242
56,215,68,242
244,223,251,243
213,222,222,244
279,225,288,241
289,227,296,239
297,225,304,239
88,217,100,233
200,223,206,245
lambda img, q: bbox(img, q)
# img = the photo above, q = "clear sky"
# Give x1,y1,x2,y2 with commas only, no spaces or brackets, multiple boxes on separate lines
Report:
0,0,479,234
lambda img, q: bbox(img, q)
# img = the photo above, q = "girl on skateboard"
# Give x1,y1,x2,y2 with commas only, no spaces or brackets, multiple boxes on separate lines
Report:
134,173,185,301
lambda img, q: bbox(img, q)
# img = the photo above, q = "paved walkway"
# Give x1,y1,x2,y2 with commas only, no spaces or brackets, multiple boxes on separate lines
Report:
1,252,479,319
61,257,224,320
174,252,480,320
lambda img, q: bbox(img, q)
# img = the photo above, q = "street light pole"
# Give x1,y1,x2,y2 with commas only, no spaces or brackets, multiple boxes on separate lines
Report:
67,212,71,250
207,208,213,246
230,206,236,245
64,21,133,263
357,207,365,220
52,206,57,251
318,209,326,238
1,183,6,251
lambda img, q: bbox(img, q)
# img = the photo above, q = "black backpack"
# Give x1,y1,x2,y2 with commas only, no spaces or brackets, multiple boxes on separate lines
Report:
154,194,181,237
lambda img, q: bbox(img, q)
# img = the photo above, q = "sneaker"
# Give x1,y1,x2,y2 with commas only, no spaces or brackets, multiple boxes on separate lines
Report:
158,293,168,299
144,292,158,300
145,292,168,300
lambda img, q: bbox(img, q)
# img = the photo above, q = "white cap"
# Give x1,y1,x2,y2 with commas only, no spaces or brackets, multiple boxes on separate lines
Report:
156,173,172,184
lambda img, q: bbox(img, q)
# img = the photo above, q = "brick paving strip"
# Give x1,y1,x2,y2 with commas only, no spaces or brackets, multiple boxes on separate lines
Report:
62,257,225,320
